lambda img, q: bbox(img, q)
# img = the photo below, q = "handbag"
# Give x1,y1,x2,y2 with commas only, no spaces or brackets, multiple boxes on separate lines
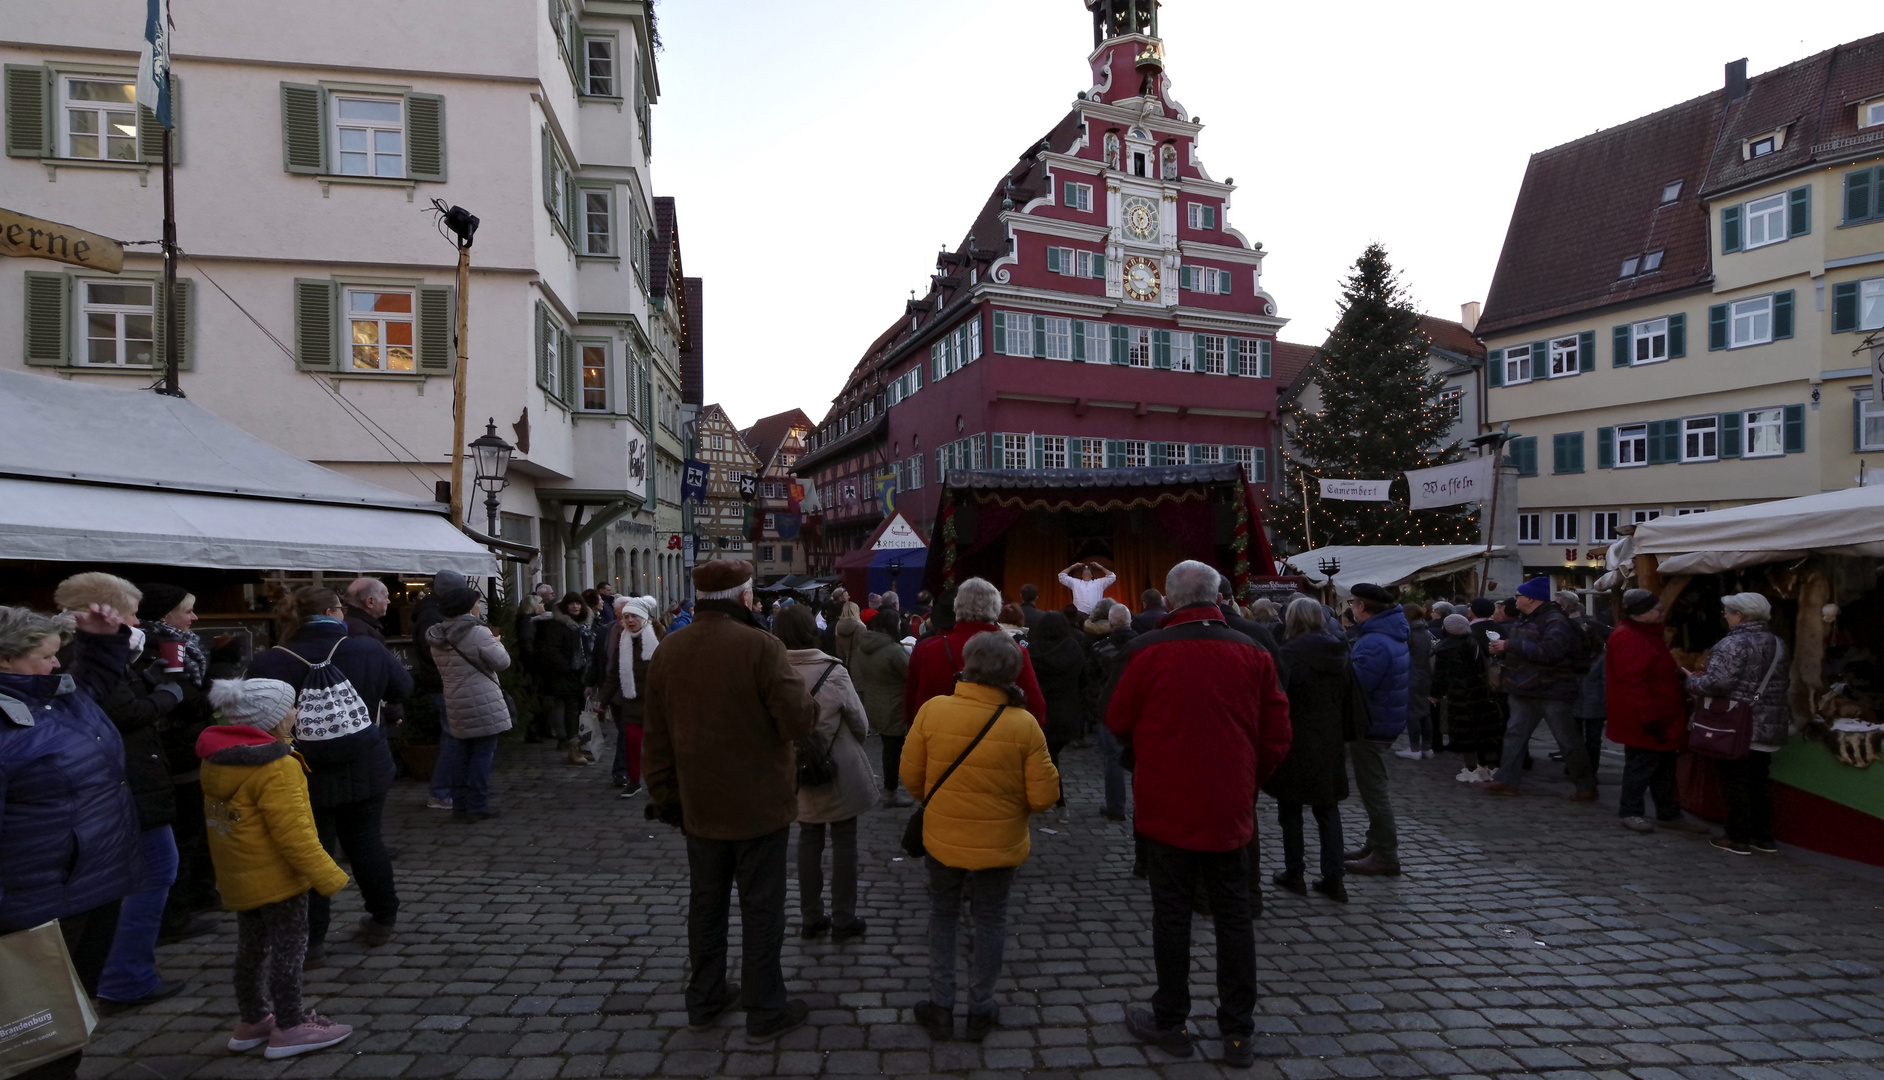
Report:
1687,639,1782,761
795,662,842,788
901,704,1007,860
0,921,98,1078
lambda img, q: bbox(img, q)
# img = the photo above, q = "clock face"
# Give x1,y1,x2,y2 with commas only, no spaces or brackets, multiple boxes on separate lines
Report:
1123,196,1158,241
1124,256,1160,302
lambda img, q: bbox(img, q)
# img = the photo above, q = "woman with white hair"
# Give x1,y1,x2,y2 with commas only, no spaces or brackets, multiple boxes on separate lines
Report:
1685,591,1790,856
601,595,663,793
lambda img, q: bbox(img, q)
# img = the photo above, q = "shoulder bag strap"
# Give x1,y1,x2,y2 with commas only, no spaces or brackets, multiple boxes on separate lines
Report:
809,660,842,751
1752,637,1784,699
922,704,1006,807
324,637,347,665
270,645,314,667
443,635,500,685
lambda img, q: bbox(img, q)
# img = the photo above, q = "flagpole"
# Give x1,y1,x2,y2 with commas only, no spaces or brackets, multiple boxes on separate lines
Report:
158,126,181,397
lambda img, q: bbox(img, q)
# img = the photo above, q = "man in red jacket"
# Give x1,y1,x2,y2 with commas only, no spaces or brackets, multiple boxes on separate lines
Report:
1105,560,1291,1069
903,578,1046,724
1605,589,1706,834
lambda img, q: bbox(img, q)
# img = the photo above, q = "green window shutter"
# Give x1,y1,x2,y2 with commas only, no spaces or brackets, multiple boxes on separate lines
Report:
1152,329,1171,369
1487,348,1504,387
992,311,1007,354
1031,434,1044,468
1719,411,1742,458
4,65,50,158
292,278,337,371
1105,440,1124,468
1834,281,1860,332
1046,247,1062,273
541,126,554,213
1708,304,1728,350
1788,185,1811,237
560,328,576,405
1597,426,1614,469
1202,206,1216,229
1846,167,1873,223
405,92,446,182
1722,204,1743,253
1661,420,1682,464
1071,319,1086,362
1856,398,1866,453
1091,254,1105,277
1668,312,1686,357
1570,432,1584,473
1530,342,1547,374
1784,403,1805,453
417,284,454,372
1179,265,1194,290
1109,324,1127,365
534,302,550,389
1226,337,1243,376
1577,329,1595,373
280,83,325,174
1033,314,1047,357
137,75,178,165
1773,289,1794,339
1552,433,1567,474
1612,324,1631,367
1218,270,1233,295
1062,182,1073,206
22,271,69,365
1258,338,1272,377
1646,421,1667,465
1149,442,1168,466
1521,437,1538,477
152,278,194,371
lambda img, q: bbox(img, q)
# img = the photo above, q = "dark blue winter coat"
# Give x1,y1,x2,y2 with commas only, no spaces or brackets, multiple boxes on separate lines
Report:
249,618,411,808
1350,605,1411,740
0,631,141,933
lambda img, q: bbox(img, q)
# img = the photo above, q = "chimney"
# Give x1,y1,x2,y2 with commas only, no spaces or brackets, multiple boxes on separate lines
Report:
1726,58,1748,103
1459,301,1481,333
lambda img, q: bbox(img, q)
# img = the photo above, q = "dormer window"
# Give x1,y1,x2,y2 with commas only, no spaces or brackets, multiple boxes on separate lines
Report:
1661,180,1683,204
1642,250,1663,272
1749,136,1776,158
1864,99,1884,129
1619,257,1639,278
1740,127,1788,160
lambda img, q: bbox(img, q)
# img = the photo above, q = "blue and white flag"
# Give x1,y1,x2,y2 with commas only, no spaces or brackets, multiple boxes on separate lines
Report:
136,0,173,129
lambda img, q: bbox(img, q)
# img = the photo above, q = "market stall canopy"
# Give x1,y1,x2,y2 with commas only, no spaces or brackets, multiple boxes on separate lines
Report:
1285,544,1504,600
0,369,494,575
1608,486,1884,576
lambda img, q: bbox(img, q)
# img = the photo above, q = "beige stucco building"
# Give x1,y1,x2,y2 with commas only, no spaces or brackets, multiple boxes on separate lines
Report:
1479,41,1884,584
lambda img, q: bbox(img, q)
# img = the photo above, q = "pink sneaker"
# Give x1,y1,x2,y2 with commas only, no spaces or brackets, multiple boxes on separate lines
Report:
228,1014,274,1052
263,1013,353,1059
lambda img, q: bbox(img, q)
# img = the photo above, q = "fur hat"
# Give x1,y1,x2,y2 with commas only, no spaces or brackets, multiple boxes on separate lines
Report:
1349,582,1396,606
1443,613,1472,636
1469,597,1495,618
1623,588,1659,616
54,572,142,616
693,559,754,593
135,582,190,623
208,678,297,731
437,586,482,618
1517,576,1552,602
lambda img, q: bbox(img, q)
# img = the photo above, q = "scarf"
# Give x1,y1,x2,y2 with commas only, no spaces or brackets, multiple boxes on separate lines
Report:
142,618,207,687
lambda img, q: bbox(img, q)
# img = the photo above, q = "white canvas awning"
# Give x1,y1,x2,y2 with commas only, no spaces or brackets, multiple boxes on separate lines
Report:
1607,486,1884,576
0,370,495,576
1283,544,1504,600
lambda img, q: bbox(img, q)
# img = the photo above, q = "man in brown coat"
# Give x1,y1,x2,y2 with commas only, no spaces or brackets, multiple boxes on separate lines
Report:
642,560,818,1043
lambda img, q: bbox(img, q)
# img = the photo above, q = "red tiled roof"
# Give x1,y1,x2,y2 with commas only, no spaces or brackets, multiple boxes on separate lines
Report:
739,408,813,468
1418,315,1484,359
1270,341,1316,392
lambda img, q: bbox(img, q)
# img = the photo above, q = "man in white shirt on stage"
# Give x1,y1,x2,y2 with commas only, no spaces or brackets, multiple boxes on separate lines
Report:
1057,561,1117,616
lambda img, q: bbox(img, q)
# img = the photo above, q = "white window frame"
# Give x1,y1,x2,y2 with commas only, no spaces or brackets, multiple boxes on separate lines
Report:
999,312,1033,358
1000,433,1030,470
712,434,724,450
1632,318,1668,365
59,74,138,162
584,35,617,97
1128,327,1152,368
77,278,156,367
1632,509,1662,524
543,321,563,398
1197,334,1226,375
1860,277,1884,331
1047,246,1074,275
1518,513,1541,544
1503,344,1532,385
1438,387,1463,422
332,94,406,179
1729,295,1774,348
1591,511,1619,543
581,188,613,256
1866,101,1884,128
1615,423,1649,468
1043,316,1072,360
1065,182,1093,212
1860,390,1884,451
345,286,417,373
1186,202,1215,230
577,340,611,413
1124,440,1148,467
1675,506,1709,516
1040,435,1068,469
758,544,774,562
1744,193,1787,248
1743,407,1785,458
1682,415,1719,462
1076,251,1104,278
1080,438,1106,469
1551,512,1578,544
1548,335,1581,378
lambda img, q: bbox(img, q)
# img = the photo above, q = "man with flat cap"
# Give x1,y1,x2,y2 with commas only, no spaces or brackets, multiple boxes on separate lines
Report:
1342,582,1409,876
642,560,819,1044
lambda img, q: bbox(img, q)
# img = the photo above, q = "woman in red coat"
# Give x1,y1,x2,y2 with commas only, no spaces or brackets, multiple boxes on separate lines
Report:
1605,589,1704,834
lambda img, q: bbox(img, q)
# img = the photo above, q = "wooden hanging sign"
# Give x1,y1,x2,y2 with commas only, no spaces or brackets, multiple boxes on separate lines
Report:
0,207,124,273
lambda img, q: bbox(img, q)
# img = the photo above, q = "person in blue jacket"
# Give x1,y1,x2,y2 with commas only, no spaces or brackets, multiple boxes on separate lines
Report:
1342,582,1408,876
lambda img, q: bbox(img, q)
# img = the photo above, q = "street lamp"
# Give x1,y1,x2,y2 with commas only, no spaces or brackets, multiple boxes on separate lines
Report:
469,417,514,537
1317,555,1341,604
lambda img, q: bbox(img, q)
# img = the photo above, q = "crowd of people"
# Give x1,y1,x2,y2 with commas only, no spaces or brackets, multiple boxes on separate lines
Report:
0,556,1793,1075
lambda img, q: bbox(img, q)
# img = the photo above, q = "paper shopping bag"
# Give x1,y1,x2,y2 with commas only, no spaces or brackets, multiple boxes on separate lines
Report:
0,921,98,1079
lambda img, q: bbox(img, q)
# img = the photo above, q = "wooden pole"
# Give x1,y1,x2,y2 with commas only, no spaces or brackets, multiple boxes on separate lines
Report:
1479,449,1500,594
159,128,181,397
449,245,470,525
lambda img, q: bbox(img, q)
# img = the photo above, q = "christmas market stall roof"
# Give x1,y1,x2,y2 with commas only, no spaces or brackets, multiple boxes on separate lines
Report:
1604,485,1884,577
1285,545,1507,601
0,369,495,576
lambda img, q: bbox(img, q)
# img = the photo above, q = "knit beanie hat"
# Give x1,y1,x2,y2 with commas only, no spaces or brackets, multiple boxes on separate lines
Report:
1443,613,1472,636
1516,576,1552,602
1468,597,1495,618
208,678,297,731
623,595,659,622
437,586,481,617
1623,588,1659,616
136,582,190,623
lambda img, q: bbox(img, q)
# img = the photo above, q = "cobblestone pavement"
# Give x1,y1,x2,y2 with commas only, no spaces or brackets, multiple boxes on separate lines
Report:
81,732,1884,1080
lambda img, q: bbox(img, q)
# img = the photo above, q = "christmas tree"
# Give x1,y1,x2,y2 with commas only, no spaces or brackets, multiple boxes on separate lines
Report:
1273,243,1478,552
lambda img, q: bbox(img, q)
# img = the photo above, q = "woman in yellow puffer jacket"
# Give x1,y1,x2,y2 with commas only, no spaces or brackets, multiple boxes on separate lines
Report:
900,630,1058,1044
198,679,352,1061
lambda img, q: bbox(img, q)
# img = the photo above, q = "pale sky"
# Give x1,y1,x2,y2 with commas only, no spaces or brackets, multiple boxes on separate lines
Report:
654,1,1877,429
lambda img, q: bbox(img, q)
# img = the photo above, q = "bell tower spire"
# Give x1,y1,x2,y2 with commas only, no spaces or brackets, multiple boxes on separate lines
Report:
1087,0,1159,47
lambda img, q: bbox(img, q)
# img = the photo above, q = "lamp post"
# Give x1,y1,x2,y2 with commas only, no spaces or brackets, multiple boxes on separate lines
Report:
469,417,514,539
1317,555,1342,605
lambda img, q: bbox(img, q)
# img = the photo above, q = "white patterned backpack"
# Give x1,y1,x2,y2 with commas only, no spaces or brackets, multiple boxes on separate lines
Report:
270,639,374,741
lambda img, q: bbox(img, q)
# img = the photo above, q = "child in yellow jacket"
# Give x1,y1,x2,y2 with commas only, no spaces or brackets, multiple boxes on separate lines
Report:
199,679,352,1060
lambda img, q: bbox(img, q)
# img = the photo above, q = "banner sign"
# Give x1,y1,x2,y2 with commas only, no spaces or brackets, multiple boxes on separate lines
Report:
1405,456,1494,510
137,0,175,130
874,473,899,514
737,473,757,502
774,511,802,540
681,459,708,504
873,514,925,550
1318,478,1390,501
0,208,124,273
